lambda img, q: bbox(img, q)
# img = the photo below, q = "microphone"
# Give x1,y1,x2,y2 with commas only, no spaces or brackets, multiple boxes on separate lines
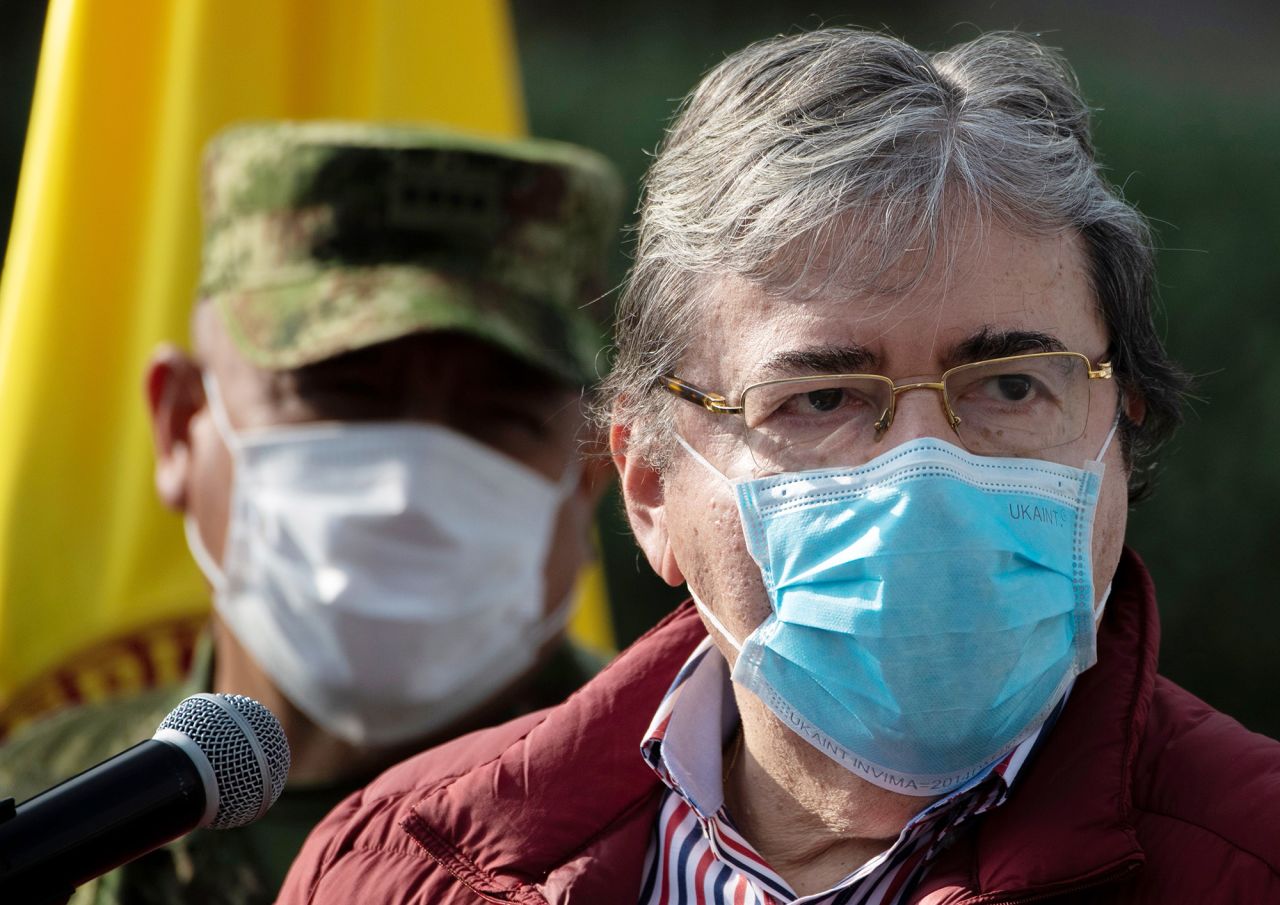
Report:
0,693,291,904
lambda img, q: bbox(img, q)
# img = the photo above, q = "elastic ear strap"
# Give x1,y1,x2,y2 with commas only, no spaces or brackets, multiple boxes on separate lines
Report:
674,433,730,484
1095,407,1122,463
201,371,239,450
689,586,743,653
184,514,227,594
1094,582,1112,627
557,457,584,496
534,580,582,648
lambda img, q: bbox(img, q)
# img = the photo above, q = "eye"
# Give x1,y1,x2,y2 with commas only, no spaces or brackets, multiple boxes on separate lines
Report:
779,386,871,418
803,388,846,413
994,374,1033,402
744,378,886,431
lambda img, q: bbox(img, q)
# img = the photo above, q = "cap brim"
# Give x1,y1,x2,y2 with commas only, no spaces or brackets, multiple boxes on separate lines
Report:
212,264,601,385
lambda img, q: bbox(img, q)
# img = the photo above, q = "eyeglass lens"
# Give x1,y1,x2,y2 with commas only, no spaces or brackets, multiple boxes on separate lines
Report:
739,353,1092,471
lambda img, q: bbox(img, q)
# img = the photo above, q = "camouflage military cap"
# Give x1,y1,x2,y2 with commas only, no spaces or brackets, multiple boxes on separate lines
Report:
198,121,623,385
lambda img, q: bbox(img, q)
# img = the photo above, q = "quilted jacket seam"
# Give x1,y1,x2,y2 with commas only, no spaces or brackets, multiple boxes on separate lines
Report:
301,837,458,904
403,811,548,904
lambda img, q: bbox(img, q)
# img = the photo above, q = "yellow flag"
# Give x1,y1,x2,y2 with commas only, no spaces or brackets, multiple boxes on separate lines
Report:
0,0,613,733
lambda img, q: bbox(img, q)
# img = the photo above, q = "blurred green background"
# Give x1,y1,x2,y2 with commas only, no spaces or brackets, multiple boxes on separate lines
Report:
2,1,1277,736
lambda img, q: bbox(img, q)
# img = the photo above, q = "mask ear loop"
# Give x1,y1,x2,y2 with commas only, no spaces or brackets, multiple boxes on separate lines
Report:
1094,582,1112,627
556,457,584,496
689,586,744,654
184,513,228,593
1088,400,1123,626
201,371,241,451
184,371,239,594
1083,402,1123,484
674,433,734,485
674,436,752,652
531,583,580,650
1094,406,1122,463
540,456,590,641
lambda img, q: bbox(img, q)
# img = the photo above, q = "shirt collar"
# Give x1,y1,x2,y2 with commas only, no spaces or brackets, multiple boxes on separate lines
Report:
642,635,1070,825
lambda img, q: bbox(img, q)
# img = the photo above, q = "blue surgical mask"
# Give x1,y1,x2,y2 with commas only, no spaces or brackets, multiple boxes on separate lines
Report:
678,429,1115,796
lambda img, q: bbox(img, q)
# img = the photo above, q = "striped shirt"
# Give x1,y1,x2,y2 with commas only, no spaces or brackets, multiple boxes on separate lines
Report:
638,637,1065,905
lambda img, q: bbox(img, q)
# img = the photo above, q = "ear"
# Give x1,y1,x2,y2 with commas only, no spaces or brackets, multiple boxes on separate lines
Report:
144,344,204,511
1123,389,1146,427
610,421,685,587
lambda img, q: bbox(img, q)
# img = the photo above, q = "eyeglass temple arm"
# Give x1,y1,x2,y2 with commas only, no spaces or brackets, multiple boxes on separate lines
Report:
657,376,744,415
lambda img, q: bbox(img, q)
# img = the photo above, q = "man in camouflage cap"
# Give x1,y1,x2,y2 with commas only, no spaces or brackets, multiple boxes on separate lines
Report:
0,121,623,904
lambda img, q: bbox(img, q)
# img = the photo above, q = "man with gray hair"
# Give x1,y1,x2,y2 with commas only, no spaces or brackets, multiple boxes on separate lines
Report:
280,30,1280,904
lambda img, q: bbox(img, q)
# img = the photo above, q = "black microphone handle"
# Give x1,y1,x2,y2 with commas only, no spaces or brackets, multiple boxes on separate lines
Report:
0,738,208,903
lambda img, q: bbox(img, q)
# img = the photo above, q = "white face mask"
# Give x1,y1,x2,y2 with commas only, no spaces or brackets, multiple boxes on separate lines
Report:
187,374,577,746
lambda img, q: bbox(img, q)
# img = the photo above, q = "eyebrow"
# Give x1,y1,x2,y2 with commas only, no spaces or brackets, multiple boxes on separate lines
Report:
943,327,1067,369
747,328,1069,385
755,344,879,380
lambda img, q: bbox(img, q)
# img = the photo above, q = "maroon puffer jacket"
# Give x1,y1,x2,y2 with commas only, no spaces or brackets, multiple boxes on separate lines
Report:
277,550,1280,904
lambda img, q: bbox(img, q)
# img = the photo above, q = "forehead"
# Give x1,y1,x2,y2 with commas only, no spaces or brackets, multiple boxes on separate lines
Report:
685,223,1105,385
197,308,580,420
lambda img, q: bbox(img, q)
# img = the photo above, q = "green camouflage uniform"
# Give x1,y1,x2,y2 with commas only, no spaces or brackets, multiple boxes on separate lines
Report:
0,639,603,905
0,121,622,904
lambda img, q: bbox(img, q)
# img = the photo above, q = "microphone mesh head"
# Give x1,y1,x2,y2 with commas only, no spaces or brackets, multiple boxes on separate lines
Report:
158,694,291,829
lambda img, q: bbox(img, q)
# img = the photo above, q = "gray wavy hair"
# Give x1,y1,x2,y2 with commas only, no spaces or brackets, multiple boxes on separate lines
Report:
602,28,1186,501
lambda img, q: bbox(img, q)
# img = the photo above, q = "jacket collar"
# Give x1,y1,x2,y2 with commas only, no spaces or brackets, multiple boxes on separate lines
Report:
404,603,708,900
914,547,1156,901
405,548,1158,902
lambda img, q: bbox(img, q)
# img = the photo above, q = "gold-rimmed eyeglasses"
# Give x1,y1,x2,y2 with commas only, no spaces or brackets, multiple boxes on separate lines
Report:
659,351,1113,471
